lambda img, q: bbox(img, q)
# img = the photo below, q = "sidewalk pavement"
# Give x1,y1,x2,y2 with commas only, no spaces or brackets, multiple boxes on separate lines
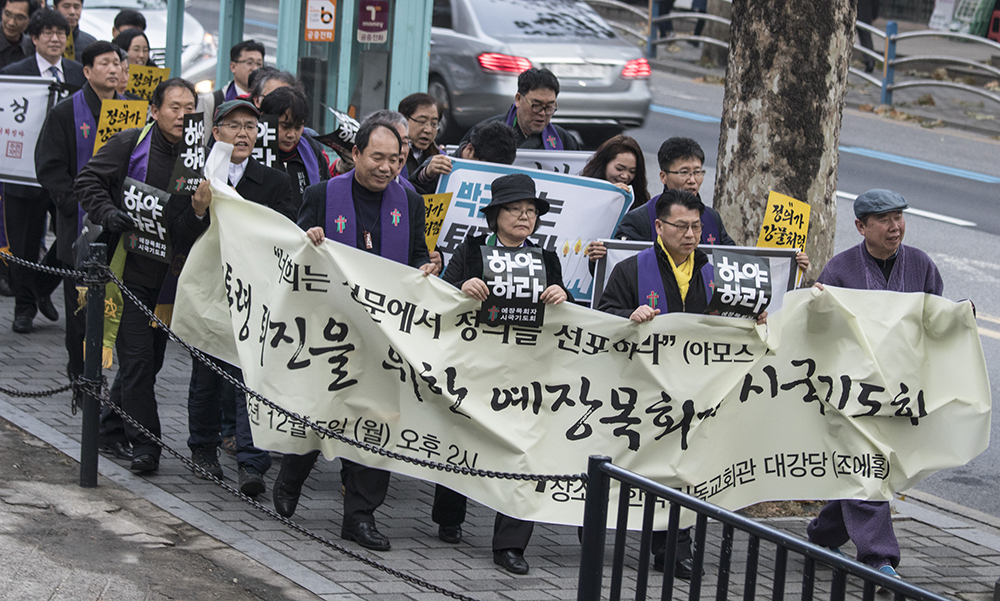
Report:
3,289,1000,600
647,18,1000,138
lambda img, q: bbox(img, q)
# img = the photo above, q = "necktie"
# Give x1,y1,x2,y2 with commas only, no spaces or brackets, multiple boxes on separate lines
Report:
48,65,62,82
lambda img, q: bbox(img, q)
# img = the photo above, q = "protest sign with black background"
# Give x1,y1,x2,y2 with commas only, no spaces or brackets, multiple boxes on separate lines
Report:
122,177,172,262
478,246,547,327
251,115,279,168
705,249,772,319
169,112,205,195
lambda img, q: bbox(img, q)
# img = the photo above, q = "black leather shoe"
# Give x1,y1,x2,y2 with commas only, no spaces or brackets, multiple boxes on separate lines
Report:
37,295,58,321
438,524,462,544
493,549,529,575
272,479,303,518
238,464,266,497
341,522,391,551
100,441,133,460
12,316,32,333
652,556,698,581
130,454,158,473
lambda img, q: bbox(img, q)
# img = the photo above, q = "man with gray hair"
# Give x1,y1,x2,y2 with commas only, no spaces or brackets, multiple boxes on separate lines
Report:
360,109,414,192
807,188,943,586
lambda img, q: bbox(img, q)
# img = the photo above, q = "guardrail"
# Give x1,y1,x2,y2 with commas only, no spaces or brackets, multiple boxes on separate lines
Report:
577,455,954,601
587,0,1000,111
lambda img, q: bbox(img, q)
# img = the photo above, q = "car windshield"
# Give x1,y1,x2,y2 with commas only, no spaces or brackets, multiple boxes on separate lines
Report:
84,0,167,8
470,0,615,40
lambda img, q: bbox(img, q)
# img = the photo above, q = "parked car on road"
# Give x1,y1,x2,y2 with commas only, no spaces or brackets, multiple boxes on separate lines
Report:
79,0,217,89
429,0,651,147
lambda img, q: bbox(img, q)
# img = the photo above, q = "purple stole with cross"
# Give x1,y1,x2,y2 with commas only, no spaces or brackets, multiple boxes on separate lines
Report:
645,194,723,246
324,170,410,264
505,104,563,150
636,245,714,313
73,89,124,233
296,135,321,185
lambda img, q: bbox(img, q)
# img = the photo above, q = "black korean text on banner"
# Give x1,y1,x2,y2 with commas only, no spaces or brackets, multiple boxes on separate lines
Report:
705,249,772,319
169,112,205,195
122,177,171,262
478,246,547,328
251,115,279,168
0,76,54,186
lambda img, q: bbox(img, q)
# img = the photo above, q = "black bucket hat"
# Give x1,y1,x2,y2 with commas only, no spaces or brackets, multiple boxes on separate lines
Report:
480,173,550,216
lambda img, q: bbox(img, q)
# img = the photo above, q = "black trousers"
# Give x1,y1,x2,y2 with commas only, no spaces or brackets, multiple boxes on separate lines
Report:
652,528,694,563
4,193,60,320
432,485,534,551
341,458,390,529
99,281,168,459
63,276,85,380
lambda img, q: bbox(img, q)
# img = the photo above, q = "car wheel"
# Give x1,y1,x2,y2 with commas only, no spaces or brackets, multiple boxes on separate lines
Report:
429,76,462,144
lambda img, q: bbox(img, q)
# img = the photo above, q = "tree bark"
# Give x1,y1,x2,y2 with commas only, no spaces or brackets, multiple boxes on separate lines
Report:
713,0,857,282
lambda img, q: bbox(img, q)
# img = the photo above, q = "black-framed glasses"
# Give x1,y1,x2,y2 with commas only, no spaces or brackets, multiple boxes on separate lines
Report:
502,205,538,217
665,169,707,179
234,58,264,68
528,102,557,115
407,116,440,130
661,220,703,234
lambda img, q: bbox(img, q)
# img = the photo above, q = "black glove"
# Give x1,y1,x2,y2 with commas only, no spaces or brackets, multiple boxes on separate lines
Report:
104,209,135,233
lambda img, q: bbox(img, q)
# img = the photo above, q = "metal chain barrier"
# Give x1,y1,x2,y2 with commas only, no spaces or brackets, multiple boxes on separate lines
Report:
0,381,75,398
0,250,87,280
106,269,586,485
74,379,481,601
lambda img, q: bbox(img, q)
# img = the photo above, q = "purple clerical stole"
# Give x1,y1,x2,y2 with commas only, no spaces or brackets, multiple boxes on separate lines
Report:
645,194,722,246
324,170,410,264
636,246,714,312
72,89,123,233
296,135,321,185
505,104,563,150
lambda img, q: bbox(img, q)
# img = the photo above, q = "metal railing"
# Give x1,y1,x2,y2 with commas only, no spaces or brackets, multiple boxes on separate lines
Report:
577,455,954,601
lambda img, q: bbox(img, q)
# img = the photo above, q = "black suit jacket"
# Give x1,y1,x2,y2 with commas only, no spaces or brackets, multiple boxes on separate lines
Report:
232,158,297,221
0,55,86,88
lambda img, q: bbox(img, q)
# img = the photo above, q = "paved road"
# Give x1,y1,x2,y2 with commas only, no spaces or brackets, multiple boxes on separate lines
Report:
635,71,1000,518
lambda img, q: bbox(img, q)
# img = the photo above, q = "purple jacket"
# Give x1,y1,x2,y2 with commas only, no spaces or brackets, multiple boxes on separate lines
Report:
817,242,943,295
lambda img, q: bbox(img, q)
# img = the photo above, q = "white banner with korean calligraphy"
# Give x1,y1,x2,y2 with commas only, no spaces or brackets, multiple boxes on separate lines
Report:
435,159,631,303
174,160,991,530
0,76,55,186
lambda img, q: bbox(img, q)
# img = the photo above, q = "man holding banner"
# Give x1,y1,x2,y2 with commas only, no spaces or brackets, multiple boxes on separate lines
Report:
806,189,944,584
274,120,438,551
76,78,208,473
35,40,122,387
460,68,579,152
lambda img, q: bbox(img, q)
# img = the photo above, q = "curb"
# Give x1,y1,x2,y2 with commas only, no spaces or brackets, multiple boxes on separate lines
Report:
650,57,1000,140
0,396,360,601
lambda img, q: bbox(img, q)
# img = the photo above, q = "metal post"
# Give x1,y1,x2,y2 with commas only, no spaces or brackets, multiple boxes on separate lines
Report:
646,0,655,59
880,21,897,105
276,0,302,74
164,0,185,77
79,243,107,488
578,455,611,601
215,0,246,88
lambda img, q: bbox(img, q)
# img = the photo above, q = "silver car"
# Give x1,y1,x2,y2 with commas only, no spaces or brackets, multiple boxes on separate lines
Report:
79,0,218,88
429,0,651,145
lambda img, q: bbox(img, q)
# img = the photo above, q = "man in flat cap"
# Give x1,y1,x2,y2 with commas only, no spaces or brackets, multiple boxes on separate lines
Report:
806,188,943,585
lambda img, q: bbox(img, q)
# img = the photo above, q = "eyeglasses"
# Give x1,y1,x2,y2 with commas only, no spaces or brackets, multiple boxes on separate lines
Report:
661,220,703,234
38,29,67,39
502,205,538,218
2,10,28,23
407,116,439,130
219,122,258,133
235,59,264,69
528,102,557,115
665,169,707,180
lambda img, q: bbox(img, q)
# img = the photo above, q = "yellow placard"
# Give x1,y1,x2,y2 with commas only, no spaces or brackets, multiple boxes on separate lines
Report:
757,191,810,250
422,192,452,251
94,100,148,154
126,65,170,101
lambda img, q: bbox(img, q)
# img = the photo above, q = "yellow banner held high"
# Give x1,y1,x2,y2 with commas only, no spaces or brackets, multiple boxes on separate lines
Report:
757,191,811,250
94,99,148,154
422,192,452,250
126,65,170,101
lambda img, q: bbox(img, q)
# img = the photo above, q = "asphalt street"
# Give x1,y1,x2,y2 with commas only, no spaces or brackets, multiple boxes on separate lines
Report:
636,71,1000,519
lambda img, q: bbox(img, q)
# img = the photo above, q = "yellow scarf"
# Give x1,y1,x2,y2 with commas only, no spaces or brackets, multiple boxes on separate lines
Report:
63,30,75,61
658,236,694,302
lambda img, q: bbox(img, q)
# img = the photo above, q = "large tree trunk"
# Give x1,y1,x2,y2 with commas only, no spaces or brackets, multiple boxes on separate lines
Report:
713,0,857,282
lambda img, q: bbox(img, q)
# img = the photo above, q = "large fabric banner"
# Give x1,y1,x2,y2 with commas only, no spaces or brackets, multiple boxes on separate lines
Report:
442,147,593,176
434,158,631,303
174,150,990,529
0,76,58,187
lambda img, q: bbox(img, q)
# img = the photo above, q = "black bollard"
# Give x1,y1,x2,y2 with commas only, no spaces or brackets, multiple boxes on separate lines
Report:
577,455,611,601
79,242,107,488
